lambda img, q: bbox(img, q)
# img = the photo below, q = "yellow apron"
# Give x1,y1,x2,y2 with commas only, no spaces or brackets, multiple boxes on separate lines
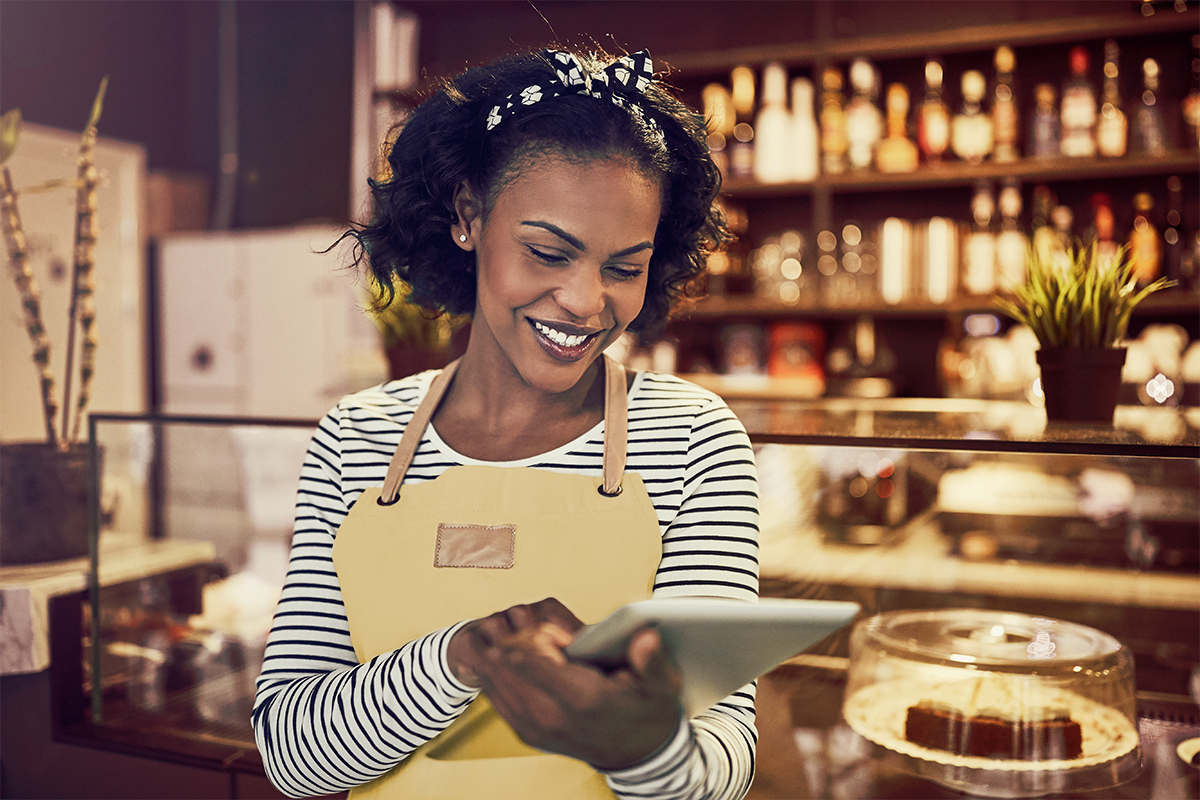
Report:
333,356,663,800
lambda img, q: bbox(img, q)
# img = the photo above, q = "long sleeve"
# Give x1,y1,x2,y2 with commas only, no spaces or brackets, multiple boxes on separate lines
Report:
252,409,481,798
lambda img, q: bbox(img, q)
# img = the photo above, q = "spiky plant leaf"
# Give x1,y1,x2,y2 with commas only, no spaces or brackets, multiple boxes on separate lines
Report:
995,241,1175,349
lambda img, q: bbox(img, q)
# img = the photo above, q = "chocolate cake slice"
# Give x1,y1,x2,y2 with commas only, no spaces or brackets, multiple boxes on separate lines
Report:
904,700,1084,760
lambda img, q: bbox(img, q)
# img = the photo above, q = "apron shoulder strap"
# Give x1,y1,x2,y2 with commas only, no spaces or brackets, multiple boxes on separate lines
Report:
601,355,627,496
380,360,460,504
379,356,628,504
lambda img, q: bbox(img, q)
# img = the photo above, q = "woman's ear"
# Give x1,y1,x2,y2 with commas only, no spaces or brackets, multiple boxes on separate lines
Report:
452,182,481,250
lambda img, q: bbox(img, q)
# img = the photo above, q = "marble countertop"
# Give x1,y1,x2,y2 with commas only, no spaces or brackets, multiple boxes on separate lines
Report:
0,533,215,675
731,397,1200,456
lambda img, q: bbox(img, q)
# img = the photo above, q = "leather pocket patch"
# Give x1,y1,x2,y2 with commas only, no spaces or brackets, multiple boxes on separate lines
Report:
434,524,515,569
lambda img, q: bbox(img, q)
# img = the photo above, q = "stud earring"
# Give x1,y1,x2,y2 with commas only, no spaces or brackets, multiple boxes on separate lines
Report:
458,233,468,243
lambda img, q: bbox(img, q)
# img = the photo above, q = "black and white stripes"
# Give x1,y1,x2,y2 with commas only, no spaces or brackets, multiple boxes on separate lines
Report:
253,370,759,799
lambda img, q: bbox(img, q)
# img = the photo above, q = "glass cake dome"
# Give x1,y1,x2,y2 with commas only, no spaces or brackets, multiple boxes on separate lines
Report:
842,608,1142,797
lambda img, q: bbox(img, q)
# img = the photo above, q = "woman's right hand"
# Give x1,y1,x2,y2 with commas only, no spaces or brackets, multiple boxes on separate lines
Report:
445,598,584,688
445,598,683,770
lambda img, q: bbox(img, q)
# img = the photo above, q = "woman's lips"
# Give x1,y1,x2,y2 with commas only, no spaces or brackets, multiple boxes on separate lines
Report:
530,320,601,361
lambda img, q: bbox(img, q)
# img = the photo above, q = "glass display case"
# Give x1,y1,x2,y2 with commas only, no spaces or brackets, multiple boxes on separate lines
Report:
740,397,1199,798
65,404,1198,798
63,412,323,792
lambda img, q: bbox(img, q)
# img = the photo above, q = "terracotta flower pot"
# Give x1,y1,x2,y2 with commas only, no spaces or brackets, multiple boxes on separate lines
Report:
1036,347,1127,424
0,443,93,565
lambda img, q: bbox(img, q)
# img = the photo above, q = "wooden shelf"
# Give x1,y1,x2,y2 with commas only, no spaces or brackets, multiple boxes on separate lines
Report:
660,7,1199,73
676,290,1200,321
721,151,1200,198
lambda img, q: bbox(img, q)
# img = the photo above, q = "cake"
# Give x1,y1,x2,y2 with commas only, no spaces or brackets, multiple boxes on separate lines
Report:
904,699,1083,760
841,609,1143,796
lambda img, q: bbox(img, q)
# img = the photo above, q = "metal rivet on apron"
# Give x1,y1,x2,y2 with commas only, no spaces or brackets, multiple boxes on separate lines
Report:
597,484,622,497
377,493,400,506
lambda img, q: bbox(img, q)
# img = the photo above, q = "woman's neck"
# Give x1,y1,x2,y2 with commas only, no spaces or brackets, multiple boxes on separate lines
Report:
431,347,606,462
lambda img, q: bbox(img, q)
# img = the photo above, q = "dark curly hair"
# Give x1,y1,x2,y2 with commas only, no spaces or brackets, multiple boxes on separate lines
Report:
347,47,729,338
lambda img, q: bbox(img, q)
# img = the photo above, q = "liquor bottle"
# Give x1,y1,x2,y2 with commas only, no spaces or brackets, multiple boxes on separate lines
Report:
1030,83,1061,158
1027,184,1056,262
1086,192,1120,268
1164,176,1185,283
1030,185,1059,264
1051,204,1074,257
1128,192,1162,284
995,179,1028,289
845,58,883,171
820,67,848,175
789,77,820,181
951,70,993,164
918,59,951,164
1096,40,1128,157
825,315,897,398
992,46,1020,162
877,83,919,173
1132,58,1168,156
702,83,734,178
753,62,792,183
1060,46,1097,157
963,181,997,296
1183,34,1200,149
729,65,757,178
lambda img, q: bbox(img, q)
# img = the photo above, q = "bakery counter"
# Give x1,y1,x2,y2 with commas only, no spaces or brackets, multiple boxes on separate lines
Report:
0,534,216,675
747,659,1200,800
737,397,1199,797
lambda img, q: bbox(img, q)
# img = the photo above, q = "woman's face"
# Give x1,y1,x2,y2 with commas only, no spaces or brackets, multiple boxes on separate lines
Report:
459,155,661,395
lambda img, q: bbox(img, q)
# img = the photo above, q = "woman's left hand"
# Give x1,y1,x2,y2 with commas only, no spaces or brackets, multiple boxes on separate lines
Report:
454,597,683,770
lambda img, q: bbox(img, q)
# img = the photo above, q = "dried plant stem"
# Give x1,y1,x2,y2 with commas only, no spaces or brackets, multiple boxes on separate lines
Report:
63,77,106,444
1,166,60,445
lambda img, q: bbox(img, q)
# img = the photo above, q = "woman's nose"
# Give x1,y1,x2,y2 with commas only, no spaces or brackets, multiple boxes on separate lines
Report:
554,266,606,320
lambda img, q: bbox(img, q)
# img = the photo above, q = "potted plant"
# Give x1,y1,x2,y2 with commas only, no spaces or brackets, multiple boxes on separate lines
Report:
994,240,1174,423
369,279,470,379
0,79,108,563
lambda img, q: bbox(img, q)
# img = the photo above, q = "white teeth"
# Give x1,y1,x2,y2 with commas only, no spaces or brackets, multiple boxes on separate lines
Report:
534,321,590,348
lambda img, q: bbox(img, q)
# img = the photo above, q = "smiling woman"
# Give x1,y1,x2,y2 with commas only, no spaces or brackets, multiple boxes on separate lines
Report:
253,47,758,800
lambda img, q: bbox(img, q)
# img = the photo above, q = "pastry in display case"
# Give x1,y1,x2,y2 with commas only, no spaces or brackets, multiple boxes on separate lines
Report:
843,608,1142,797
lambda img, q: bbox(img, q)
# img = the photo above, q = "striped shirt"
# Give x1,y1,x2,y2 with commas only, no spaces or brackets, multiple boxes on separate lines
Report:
253,369,760,799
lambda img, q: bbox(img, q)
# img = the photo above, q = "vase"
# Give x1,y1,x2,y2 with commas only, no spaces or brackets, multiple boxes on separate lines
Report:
0,442,92,565
1036,347,1128,424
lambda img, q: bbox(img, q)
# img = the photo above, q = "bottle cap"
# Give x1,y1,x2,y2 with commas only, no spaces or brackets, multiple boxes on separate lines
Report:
924,60,944,90
1069,46,1089,76
995,46,1015,74
703,83,735,136
999,185,1023,218
731,66,756,117
790,77,814,108
961,70,986,102
850,58,876,93
762,62,788,106
822,67,843,94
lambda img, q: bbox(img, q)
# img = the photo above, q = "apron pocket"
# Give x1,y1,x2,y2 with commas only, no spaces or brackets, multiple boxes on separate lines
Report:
435,523,515,568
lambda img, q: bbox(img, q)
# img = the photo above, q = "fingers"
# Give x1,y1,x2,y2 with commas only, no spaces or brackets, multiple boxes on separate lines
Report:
625,628,681,696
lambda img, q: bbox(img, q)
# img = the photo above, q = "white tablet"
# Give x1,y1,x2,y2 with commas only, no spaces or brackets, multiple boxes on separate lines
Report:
565,597,861,717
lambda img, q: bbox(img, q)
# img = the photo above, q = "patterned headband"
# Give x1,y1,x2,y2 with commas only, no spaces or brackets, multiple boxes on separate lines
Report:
485,49,662,140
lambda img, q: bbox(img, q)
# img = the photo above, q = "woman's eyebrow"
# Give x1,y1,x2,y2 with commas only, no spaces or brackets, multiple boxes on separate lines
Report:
521,220,653,258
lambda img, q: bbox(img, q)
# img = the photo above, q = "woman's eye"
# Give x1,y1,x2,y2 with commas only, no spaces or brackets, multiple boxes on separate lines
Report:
607,265,645,281
527,246,567,264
